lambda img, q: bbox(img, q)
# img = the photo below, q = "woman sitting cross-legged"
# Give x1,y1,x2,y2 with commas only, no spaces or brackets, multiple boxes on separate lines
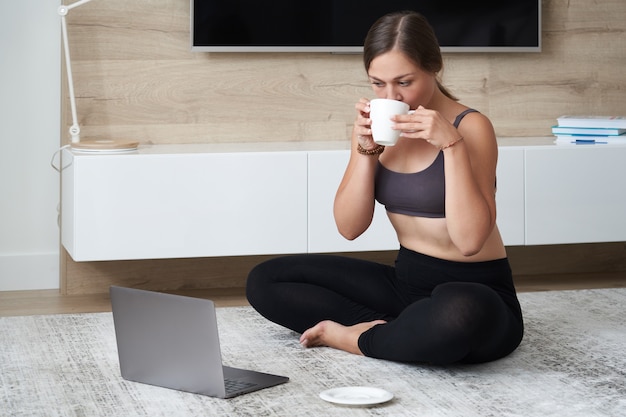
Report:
246,11,524,365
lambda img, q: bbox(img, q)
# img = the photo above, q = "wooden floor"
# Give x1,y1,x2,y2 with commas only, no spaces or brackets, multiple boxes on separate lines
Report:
0,287,249,317
1,271,625,317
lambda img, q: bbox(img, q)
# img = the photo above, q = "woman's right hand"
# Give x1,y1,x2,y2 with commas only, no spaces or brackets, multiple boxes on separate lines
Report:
354,98,377,150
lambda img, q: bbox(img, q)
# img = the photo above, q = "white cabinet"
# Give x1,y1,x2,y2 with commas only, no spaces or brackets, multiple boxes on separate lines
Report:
307,151,397,253
496,148,525,245
524,145,626,244
61,139,626,262
62,148,308,261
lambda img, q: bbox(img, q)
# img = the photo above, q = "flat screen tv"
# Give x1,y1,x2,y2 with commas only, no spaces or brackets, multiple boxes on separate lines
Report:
191,1,541,53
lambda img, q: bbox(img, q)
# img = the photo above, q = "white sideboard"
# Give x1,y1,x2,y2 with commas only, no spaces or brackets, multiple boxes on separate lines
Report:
61,144,311,261
60,138,626,262
524,145,626,244
307,150,397,253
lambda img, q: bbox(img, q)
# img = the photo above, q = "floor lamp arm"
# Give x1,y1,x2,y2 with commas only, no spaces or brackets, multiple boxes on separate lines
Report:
58,0,95,144
58,0,138,152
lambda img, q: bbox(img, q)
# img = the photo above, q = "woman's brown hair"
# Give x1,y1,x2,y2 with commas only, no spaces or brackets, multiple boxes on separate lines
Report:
363,11,457,101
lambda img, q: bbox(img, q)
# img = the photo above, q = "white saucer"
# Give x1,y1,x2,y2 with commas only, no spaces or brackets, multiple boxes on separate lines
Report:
319,386,393,406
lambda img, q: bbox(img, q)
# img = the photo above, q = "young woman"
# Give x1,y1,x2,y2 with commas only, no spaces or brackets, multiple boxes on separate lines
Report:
246,11,523,365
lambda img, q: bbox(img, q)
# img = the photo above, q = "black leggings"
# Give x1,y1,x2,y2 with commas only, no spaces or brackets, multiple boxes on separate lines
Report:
246,246,524,365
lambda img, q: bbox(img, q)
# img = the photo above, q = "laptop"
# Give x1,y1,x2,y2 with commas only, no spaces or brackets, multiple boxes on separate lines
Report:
109,286,289,398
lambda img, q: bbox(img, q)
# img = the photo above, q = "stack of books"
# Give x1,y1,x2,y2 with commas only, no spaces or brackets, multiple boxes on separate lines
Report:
553,116,626,144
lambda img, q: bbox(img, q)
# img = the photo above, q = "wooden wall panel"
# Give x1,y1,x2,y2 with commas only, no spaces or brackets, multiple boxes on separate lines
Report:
62,0,626,144
60,249,400,296
71,57,365,143
61,243,626,296
60,0,626,295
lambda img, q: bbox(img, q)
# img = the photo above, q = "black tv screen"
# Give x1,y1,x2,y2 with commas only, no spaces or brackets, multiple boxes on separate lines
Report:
191,0,541,53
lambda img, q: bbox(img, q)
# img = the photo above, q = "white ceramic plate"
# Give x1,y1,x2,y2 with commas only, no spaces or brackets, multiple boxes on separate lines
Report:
319,386,393,406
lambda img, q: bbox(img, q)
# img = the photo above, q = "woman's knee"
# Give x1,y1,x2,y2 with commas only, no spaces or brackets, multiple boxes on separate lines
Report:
431,282,504,332
246,258,277,305
246,256,300,304
433,282,498,307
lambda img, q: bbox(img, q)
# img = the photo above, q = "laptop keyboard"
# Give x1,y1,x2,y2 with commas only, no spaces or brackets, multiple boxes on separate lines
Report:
224,379,257,394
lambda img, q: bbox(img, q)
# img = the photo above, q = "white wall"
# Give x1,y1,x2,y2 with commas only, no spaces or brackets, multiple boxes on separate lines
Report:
0,0,61,290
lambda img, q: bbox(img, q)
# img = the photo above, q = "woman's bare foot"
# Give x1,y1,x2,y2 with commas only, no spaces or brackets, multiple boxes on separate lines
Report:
299,320,387,356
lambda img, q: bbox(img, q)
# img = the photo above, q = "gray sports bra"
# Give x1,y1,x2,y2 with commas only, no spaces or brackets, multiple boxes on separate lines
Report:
374,109,478,218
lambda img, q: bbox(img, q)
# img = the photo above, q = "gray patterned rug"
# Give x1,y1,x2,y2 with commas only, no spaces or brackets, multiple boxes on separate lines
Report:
1,288,625,417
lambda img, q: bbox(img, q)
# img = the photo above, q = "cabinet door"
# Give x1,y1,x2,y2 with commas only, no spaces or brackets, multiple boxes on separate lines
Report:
525,146,626,244
62,151,308,261
495,148,525,245
307,151,398,253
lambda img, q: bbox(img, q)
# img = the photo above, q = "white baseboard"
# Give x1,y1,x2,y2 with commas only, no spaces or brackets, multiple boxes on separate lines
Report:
0,252,59,291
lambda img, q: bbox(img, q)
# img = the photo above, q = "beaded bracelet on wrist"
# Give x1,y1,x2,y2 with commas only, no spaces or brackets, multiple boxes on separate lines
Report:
357,143,385,156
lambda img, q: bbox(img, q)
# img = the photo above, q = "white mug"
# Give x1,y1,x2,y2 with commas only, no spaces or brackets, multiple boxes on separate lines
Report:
369,99,411,146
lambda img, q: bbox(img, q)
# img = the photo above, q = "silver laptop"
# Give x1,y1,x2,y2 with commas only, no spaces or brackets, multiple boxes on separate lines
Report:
109,286,289,398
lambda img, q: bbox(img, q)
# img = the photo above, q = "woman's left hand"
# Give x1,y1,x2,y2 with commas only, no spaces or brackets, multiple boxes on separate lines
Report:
392,105,460,149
